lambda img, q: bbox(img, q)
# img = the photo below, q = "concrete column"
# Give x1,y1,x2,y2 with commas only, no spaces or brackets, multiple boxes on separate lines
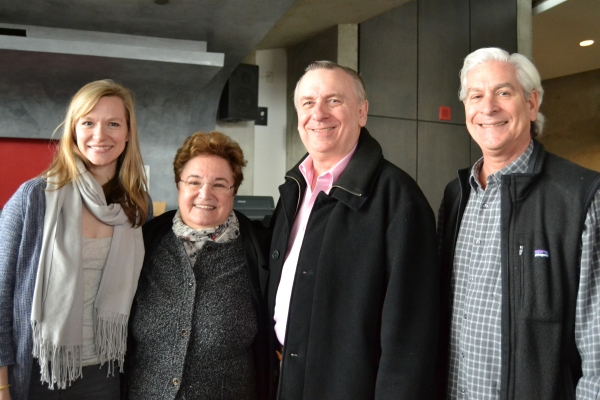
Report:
518,0,533,58
337,24,358,71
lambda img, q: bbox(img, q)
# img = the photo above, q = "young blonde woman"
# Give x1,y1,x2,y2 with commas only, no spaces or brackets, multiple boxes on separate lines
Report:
0,79,152,400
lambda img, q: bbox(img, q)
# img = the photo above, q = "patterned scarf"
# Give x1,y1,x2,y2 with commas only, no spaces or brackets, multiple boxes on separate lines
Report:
171,209,240,265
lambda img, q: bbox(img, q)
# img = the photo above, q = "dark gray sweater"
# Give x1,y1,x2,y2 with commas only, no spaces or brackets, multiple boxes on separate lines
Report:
127,210,268,400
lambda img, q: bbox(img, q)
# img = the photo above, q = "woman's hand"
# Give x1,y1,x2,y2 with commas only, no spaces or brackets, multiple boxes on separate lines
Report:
0,366,10,400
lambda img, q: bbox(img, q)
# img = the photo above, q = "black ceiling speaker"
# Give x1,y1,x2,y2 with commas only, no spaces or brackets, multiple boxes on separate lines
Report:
218,63,259,122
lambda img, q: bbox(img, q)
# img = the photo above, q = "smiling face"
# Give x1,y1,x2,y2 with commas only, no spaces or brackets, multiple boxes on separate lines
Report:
177,155,235,230
464,61,539,162
75,96,129,183
295,68,368,170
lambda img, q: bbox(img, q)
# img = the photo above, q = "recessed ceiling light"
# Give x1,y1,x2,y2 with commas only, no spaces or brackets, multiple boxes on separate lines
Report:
580,40,595,47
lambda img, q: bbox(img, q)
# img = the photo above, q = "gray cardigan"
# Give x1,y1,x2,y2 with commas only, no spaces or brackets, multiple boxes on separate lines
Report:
0,179,46,400
125,210,270,400
0,178,152,400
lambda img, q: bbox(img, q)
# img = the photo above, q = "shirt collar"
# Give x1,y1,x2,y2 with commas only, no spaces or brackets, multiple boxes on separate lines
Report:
470,139,534,190
299,142,358,190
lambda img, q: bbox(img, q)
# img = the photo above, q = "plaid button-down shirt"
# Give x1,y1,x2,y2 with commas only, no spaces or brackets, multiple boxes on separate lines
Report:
446,141,600,399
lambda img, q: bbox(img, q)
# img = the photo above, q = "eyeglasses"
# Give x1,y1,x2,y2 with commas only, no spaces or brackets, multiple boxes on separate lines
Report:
178,179,234,195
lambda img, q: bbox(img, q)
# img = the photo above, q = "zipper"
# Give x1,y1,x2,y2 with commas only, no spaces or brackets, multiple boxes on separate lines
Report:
519,244,524,308
331,184,362,197
285,175,302,220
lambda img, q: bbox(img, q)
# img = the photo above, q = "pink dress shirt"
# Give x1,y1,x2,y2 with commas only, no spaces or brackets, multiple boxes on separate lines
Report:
274,144,358,345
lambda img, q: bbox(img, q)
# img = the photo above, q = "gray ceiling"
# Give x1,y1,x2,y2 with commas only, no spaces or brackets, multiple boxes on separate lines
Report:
0,0,296,70
256,0,412,49
0,0,597,81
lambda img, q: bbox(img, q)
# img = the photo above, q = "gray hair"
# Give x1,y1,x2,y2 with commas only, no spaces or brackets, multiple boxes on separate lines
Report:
459,47,545,138
293,60,367,108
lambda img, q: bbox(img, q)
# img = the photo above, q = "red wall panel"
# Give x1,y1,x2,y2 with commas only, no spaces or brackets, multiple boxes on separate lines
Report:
0,138,58,209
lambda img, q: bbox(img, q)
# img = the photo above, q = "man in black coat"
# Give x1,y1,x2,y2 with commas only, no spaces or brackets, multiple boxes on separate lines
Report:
268,60,439,399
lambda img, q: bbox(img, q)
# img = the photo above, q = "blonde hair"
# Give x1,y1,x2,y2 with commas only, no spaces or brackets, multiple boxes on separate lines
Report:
44,79,148,226
173,131,246,194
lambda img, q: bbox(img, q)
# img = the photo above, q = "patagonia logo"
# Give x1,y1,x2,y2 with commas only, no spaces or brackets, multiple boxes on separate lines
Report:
534,250,549,258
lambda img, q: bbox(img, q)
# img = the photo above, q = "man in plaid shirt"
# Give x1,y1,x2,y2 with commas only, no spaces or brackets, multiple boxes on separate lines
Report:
437,47,600,399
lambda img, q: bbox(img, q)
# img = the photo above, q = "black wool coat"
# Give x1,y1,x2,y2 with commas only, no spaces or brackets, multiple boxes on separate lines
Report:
268,129,440,400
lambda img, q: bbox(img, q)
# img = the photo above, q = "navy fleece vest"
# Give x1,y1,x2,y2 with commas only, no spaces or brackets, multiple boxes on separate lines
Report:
439,142,600,400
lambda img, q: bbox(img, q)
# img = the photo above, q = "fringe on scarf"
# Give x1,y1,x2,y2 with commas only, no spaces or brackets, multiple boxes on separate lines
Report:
31,321,83,390
94,310,129,376
31,311,129,388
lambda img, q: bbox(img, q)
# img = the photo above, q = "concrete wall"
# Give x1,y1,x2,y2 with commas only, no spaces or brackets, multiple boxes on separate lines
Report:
254,48,288,202
214,120,256,196
538,68,600,172
359,0,525,210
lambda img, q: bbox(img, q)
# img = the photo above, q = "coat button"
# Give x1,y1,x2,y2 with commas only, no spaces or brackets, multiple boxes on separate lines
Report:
172,377,180,386
181,329,188,337
188,281,194,287
206,245,213,252
271,250,280,259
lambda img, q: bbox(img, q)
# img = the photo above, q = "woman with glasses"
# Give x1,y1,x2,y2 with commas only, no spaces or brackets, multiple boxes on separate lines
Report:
126,131,268,400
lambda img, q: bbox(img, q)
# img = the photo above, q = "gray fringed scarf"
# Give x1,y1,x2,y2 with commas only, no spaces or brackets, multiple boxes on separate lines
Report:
31,160,144,389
